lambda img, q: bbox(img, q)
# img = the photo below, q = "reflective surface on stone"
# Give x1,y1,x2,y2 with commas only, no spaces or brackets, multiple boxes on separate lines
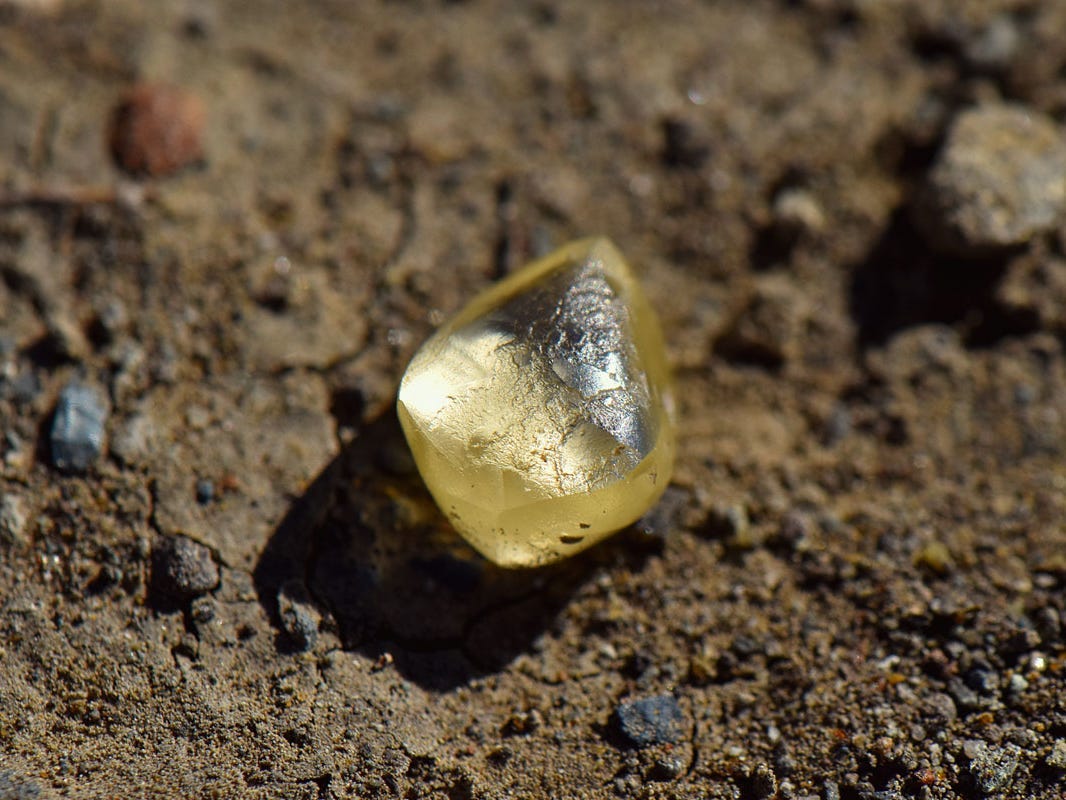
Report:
397,238,676,567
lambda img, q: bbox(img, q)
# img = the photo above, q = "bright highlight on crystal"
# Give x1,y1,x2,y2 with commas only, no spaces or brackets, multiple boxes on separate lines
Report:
397,238,676,567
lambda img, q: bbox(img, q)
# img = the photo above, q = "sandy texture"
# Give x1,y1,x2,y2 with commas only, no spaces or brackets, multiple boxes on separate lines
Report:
0,1,1064,798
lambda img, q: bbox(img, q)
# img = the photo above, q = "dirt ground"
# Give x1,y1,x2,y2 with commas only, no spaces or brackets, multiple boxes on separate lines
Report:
1,0,1064,798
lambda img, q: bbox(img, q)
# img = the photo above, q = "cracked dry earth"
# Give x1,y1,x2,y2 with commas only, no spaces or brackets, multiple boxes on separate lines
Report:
1,1,1065,798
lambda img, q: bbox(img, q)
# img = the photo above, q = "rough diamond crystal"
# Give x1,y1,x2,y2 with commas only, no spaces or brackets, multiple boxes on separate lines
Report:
397,238,676,567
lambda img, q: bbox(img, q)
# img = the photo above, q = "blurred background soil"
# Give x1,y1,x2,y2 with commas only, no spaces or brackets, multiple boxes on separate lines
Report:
0,1,1064,798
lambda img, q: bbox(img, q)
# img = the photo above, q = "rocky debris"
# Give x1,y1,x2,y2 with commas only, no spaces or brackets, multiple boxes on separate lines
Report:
109,83,206,176
916,104,1066,256
277,579,320,652
613,695,684,748
50,383,108,472
151,535,219,601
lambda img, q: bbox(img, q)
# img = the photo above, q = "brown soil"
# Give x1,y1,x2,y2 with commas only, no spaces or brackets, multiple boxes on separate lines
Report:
0,1,1064,798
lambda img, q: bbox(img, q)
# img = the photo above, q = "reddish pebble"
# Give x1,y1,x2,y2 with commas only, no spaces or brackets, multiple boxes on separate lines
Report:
109,83,206,176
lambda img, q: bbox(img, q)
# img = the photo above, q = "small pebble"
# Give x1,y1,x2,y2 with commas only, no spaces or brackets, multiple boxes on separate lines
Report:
110,413,155,467
648,756,684,782
704,503,755,547
109,83,206,176
50,383,108,473
195,479,215,505
189,596,216,628
913,541,953,574
152,535,219,601
925,692,957,723
773,187,825,235
277,578,320,651
948,677,985,711
1047,740,1066,771
0,493,28,547
962,740,1020,795
4,371,40,405
614,695,684,748
916,104,1066,256
1033,607,1061,643
964,15,1021,73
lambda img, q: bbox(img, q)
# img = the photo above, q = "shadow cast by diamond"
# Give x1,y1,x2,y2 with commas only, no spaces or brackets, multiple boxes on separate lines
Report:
253,406,652,691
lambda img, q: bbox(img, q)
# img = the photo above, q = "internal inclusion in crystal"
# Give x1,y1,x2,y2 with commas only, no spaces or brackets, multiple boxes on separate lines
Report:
397,238,676,567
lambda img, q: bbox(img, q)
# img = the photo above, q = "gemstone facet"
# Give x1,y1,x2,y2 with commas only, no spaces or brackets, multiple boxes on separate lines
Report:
397,238,676,567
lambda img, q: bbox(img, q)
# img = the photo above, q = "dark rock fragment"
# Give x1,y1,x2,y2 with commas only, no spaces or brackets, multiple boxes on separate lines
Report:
277,578,320,651
152,535,219,601
613,695,684,748
50,383,108,472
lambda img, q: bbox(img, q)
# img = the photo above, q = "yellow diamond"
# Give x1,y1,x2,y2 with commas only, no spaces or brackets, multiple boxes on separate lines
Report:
397,238,676,567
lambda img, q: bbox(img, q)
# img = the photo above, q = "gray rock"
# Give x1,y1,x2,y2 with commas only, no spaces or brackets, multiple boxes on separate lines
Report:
277,578,320,651
0,493,28,547
964,15,1021,73
925,692,957,723
614,695,684,748
152,535,219,601
0,770,42,800
50,382,108,472
110,412,156,467
917,104,1066,256
3,371,40,405
1047,739,1066,771
962,740,1020,795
